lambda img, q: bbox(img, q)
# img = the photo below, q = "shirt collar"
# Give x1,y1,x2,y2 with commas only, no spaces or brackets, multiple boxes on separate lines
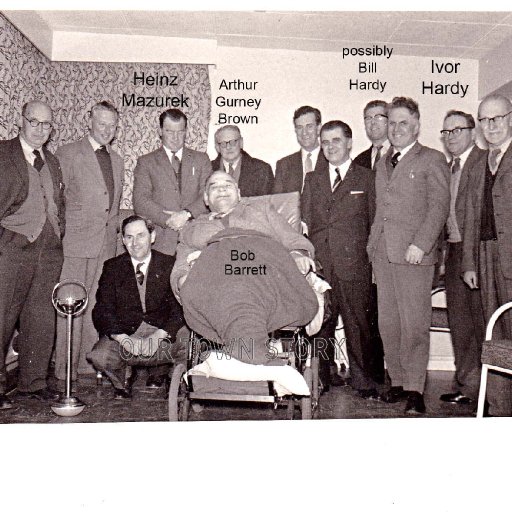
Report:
130,252,152,274
392,140,416,160
20,135,43,164
300,145,321,160
490,137,512,157
163,145,183,161
451,144,474,169
329,158,352,181
221,156,241,172
372,140,390,153
88,135,110,152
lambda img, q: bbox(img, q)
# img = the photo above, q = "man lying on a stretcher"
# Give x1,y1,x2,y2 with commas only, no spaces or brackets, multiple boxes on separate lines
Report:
171,171,319,366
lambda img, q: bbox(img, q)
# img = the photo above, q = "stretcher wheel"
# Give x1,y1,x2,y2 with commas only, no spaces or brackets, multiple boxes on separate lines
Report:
168,364,189,421
301,367,313,420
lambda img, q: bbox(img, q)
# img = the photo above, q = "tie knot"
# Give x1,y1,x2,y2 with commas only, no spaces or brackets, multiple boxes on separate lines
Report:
32,149,44,171
390,152,401,168
136,262,144,285
96,145,107,153
307,152,312,158
376,145,383,151
451,157,461,174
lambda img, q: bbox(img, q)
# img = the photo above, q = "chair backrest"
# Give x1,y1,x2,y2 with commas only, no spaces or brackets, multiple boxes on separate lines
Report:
244,192,301,233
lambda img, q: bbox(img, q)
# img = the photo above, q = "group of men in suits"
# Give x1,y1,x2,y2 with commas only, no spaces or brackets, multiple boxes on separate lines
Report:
3,93,512,417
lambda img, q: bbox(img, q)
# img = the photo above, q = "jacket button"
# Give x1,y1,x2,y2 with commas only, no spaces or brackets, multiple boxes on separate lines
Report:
383,217,387,221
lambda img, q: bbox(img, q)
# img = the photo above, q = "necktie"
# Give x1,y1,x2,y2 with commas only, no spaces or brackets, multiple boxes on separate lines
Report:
390,152,401,168
451,157,461,174
228,163,234,175
136,263,144,286
373,145,383,169
171,152,181,190
304,152,313,174
33,149,45,171
332,167,341,192
489,148,501,174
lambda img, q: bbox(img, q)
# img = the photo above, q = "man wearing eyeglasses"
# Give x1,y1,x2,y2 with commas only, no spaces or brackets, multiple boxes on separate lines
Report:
53,101,124,384
367,97,450,414
211,125,273,197
354,100,390,171
274,106,328,194
134,108,212,257
462,94,512,416
439,110,486,407
353,100,390,387
0,101,65,408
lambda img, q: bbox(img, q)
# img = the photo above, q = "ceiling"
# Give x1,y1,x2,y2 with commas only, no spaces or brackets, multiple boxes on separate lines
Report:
4,10,512,60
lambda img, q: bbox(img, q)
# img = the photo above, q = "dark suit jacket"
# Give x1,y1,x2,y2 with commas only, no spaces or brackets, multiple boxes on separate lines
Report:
133,145,212,255
274,149,328,194
367,142,450,266
451,146,486,242
353,146,373,171
56,137,124,259
302,162,375,281
462,143,512,278
0,136,65,246
211,150,274,197
92,250,183,339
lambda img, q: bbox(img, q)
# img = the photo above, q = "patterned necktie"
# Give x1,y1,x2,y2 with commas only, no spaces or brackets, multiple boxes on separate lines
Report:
332,167,341,192
390,151,401,168
228,163,234,175
489,148,501,174
304,152,313,174
451,157,461,174
171,152,181,190
33,149,45,171
373,145,383,169
136,262,144,285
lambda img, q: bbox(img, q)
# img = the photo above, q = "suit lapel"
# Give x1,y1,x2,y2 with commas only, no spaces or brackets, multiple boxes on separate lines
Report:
494,142,512,185
12,137,30,188
156,146,180,192
291,151,304,191
80,137,108,190
388,141,421,183
333,163,357,200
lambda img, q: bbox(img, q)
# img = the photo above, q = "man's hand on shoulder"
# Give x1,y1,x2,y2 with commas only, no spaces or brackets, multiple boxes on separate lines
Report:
164,210,191,231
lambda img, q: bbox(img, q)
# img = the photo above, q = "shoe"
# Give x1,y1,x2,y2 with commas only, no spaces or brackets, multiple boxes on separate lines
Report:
17,388,61,401
380,386,408,403
146,375,167,389
114,388,132,400
440,391,473,405
404,391,426,415
0,394,14,410
330,373,351,387
358,388,380,400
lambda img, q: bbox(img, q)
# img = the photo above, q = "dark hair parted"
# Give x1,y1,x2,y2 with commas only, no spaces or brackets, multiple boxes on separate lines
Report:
121,215,155,236
320,120,352,139
387,97,420,119
159,108,188,129
293,106,322,125
444,110,475,129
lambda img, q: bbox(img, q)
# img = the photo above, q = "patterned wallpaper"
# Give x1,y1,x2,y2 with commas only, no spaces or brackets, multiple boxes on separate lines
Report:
0,14,211,209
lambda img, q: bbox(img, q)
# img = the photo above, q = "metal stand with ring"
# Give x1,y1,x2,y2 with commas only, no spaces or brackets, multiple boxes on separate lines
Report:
51,279,88,417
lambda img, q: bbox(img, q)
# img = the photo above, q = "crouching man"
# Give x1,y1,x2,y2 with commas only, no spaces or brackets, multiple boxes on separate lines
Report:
87,215,185,399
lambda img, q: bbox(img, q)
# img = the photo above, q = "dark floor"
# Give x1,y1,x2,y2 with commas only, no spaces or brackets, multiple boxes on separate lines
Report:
0,369,476,423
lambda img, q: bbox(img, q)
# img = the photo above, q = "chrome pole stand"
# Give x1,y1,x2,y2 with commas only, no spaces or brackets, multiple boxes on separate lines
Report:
51,280,88,417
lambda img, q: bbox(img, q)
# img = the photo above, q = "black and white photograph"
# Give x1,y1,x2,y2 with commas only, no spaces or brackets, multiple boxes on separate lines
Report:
1,3,511,510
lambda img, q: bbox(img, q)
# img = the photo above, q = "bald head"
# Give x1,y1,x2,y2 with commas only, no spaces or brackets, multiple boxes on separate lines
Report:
19,100,53,149
204,171,241,214
478,94,512,147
